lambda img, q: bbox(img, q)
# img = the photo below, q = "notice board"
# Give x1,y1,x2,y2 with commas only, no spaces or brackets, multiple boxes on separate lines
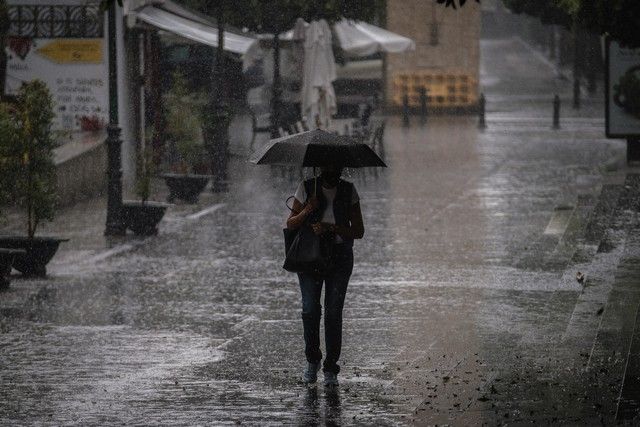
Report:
606,37,640,138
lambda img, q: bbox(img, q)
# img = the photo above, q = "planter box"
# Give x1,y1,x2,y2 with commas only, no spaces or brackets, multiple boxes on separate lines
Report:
0,237,68,278
121,201,169,236
160,173,210,204
0,248,26,288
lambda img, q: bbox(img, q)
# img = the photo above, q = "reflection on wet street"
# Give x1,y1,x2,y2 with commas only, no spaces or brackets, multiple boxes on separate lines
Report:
0,39,631,425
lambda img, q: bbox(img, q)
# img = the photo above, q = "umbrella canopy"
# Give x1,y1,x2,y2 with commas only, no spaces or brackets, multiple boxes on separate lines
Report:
263,19,415,56
333,19,416,56
301,20,337,130
249,129,386,168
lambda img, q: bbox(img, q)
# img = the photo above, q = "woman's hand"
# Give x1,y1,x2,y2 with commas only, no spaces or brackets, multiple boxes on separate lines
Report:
311,222,325,235
311,222,336,236
287,196,318,230
311,222,330,235
306,196,319,212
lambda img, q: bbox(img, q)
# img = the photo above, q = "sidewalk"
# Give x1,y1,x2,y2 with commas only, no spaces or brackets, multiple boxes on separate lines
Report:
0,163,233,316
2,37,640,425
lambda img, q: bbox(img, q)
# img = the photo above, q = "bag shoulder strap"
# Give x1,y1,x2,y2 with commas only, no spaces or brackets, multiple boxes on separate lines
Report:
285,195,296,212
338,179,353,204
303,179,316,200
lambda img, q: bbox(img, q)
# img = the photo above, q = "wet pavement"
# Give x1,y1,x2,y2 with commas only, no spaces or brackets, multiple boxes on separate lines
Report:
1,38,640,425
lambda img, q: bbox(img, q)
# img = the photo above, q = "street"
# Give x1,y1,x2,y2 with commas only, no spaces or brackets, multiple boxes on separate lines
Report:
1,38,638,425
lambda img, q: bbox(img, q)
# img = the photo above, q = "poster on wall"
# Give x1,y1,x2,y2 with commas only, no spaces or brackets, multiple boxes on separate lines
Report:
5,38,109,132
606,38,640,138
4,2,108,132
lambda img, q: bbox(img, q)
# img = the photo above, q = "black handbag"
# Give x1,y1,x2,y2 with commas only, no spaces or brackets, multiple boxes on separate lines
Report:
282,196,333,275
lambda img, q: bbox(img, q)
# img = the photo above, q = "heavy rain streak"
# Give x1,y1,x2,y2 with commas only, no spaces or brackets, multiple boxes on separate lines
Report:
1,0,640,425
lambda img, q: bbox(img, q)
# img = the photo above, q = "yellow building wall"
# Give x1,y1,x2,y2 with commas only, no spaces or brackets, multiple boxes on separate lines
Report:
385,0,481,109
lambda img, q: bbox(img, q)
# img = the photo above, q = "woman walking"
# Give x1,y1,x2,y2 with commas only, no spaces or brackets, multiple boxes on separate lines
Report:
286,164,364,387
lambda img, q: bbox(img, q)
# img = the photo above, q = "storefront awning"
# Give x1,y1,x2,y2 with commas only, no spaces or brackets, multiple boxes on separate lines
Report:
134,5,255,55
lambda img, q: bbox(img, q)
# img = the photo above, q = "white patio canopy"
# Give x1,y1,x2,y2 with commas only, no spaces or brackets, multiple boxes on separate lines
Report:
333,20,415,56
128,1,255,55
273,19,415,56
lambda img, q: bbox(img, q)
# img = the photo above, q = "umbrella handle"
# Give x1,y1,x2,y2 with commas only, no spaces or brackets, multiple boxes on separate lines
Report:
313,167,317,197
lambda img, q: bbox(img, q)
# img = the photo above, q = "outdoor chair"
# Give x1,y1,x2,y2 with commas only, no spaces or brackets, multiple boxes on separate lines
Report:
249,107,271,150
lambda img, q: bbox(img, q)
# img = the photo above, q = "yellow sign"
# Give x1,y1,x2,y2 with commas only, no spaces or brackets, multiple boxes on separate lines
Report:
36,39,103,64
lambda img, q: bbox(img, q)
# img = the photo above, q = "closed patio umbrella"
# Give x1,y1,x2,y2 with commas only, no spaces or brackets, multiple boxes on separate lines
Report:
301,20,337,130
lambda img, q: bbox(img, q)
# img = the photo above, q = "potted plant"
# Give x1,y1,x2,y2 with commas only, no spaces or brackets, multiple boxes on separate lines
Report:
0,80,67,277
121,144,169,236
0,115,25,288
160,72,210,204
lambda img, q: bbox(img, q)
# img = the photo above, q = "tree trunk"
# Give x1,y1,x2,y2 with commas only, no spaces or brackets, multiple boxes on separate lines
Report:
0,1,8,100
548,26,556,60
147,31,164,167
586,32,599,95
271,33,282,138
572,22,581,109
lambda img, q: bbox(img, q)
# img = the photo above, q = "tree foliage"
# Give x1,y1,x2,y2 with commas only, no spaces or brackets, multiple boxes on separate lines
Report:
0,81,57,238
569,0,640,48
164,71,204,173
436,0,480,10
502,0,571,26
178,0,383,34
502,0,640,47
0,104,18,218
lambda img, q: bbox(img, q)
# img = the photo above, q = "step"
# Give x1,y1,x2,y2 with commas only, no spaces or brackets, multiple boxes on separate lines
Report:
562,174,637,346
576,174,640,423
613,235,640,423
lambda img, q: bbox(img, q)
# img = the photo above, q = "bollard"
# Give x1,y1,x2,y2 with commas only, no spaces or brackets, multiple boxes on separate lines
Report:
402,92,410,127
419,87,428,124
573,77,581,110
628,138,640,164
553,94,561,129
478,93,486,129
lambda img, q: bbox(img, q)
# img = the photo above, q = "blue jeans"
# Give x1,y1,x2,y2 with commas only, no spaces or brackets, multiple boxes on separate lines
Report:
298,244,354,374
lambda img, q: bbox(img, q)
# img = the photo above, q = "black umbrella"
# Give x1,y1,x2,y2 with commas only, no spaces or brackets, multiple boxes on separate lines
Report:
249,129,386,168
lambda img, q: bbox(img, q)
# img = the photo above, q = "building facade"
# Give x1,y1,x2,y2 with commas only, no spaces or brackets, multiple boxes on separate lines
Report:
385,0,481,111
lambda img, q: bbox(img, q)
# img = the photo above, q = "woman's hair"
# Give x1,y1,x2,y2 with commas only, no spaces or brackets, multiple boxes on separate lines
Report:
321,164,343,176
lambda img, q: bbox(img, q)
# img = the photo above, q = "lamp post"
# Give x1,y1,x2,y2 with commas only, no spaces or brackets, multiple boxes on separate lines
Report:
104,2,125,236
203,9,230,193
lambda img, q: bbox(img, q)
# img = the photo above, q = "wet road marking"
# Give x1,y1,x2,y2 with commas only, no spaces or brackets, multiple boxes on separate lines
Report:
187,203,226,220
51,204,228,273
51,240,148,273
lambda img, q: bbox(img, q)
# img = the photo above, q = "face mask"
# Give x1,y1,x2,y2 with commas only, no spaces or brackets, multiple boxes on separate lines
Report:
321,167,342,187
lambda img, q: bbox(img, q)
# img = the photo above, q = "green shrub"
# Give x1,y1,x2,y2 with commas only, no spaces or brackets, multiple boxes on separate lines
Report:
0,80,57,238
135,142,153,203
0,103,19,219
165,71,204,173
